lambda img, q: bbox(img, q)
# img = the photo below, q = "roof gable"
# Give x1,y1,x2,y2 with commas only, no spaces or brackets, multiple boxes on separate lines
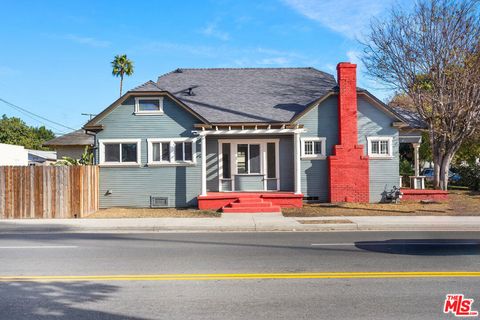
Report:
84,82,209,130
388,106,427,129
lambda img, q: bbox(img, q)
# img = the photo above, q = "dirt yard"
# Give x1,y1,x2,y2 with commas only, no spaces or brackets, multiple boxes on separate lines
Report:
85,207,220,218
283,190,480,217
84,190,479,218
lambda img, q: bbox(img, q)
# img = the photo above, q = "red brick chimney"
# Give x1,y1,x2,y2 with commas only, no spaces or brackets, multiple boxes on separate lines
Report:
328,62,369,203
337,63,358,146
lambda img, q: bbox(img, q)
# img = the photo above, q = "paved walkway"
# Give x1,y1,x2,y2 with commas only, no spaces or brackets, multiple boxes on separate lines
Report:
0,213,480,232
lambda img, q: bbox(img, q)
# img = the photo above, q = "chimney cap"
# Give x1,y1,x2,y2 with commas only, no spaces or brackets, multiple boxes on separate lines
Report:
337,62,356,69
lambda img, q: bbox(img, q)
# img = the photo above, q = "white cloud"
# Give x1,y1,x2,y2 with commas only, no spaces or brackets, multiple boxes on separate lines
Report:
200,22,230,41
282,0,393,40
64,34,110,48
344,49,392,99
346,50,361,65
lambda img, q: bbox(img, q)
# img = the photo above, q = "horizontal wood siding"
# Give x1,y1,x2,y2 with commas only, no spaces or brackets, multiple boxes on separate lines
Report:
357,96,400,202
0,166,99,219
234,175,264,191
96,96,202,208
298,96,338,201
99,166,201,208
296,95,400,203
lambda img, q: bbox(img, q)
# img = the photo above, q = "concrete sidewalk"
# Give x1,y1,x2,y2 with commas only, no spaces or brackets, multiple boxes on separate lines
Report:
1,213,480,232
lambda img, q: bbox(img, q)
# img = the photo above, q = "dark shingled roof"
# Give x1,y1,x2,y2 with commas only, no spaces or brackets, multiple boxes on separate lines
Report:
152,67,337,123
131,80,163,92
44,129,94,146
389,106,427,129
127,67,422,129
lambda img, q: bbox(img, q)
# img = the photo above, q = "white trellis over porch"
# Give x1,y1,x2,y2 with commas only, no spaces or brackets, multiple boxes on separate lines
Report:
192,124,307,197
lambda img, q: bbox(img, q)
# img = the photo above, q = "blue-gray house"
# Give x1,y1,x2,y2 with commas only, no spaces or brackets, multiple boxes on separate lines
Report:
84,63,424,212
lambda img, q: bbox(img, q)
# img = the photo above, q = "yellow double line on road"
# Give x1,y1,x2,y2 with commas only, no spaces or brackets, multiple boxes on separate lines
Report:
1,271,480,282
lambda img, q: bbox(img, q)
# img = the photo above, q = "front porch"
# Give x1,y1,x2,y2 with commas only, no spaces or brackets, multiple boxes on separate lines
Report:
399,133,426,189
195,125,305,212
398,133,449,201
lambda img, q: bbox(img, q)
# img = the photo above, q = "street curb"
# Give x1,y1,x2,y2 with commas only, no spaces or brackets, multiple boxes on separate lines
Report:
0,224,479,233
1,215,480,233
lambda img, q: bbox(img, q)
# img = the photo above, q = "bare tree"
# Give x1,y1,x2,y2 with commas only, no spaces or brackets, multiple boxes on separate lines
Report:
362,0,480,190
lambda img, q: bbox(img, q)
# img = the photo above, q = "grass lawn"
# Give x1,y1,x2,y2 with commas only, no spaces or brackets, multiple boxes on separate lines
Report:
85,207,221,218
283,190,480,217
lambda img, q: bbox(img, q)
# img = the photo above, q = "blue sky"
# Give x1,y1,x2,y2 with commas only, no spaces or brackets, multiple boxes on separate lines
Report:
0,0,405,135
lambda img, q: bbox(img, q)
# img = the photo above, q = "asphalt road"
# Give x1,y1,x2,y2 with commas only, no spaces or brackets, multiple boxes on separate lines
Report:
1,231,480,319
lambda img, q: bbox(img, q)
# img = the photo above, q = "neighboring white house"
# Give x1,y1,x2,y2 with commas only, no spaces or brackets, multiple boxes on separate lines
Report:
0,143,29,166
0,143,57,166
27,149,57,165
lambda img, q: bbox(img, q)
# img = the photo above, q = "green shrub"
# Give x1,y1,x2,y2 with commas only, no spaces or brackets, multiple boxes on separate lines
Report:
400,159,414,177
457,163,480,191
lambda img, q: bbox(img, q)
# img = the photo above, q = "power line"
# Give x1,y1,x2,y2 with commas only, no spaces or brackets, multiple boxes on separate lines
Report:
0,101,67,135
0,97,77,131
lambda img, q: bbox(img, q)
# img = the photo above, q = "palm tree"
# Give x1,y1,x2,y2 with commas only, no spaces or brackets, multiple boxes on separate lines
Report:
111,54,134,97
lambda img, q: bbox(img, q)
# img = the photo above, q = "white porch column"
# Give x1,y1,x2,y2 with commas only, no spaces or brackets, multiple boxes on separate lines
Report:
294,132,302,194
413,143,420,177
201,135,207,196
409,142,425,189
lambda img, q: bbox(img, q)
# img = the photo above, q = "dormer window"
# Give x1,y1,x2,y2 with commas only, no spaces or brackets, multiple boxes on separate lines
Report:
134,97,164,115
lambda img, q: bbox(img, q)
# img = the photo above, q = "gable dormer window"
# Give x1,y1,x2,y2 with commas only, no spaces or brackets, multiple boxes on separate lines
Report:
134,97,164,115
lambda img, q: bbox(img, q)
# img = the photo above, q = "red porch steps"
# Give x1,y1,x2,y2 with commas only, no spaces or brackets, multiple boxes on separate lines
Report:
197,192,303,212
222,197,281,213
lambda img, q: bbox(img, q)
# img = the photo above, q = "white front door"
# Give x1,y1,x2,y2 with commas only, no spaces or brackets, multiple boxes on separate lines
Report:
218,139,279,192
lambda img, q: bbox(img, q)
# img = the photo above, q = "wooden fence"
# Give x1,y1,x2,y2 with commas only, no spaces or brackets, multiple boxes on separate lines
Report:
0,166,99,219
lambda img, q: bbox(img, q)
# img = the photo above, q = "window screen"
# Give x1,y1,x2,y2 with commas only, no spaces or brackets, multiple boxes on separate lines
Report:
175,142,183,161
222,143,231,179
249,144,260,174
121,143,137,162
138,99,160,111
105,144,120,162
237,144,248,174
161,142,170,161
184,142,193,161
267,143,276,178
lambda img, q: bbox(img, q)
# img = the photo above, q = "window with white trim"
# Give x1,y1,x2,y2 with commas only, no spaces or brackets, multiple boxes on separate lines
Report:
367,136,393,158
99,139,141,165
134,97,164,114
147,138,196,165
301,137,326,159
236,143,261,174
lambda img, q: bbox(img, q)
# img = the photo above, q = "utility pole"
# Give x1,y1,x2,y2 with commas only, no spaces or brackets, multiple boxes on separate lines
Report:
81,113,96,120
